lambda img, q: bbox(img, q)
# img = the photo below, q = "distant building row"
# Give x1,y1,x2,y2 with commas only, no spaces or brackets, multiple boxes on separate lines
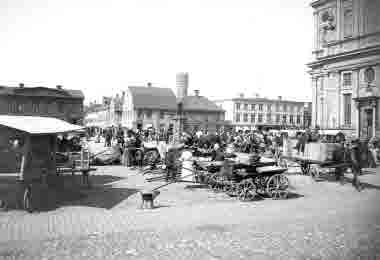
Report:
215,94,311,130
85,73,226,133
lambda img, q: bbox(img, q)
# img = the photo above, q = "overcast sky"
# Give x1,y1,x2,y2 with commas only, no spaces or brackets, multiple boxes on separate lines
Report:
0,0,314,104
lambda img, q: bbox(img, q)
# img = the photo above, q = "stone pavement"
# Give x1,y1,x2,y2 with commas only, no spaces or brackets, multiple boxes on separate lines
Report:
0,166,380,259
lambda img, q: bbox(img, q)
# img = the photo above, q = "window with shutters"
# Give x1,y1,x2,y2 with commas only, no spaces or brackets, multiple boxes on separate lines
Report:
296,115,301,124
244,104,248,110
343,72,352,86
258,114,263,123
243,113,248,122
267,113,272,122
343,7,353,38
251,104,255,111
290,115,294,124
32,102,40,113
235,113,241,122
236,103,241,110
251,113,255,123
343,93,352,125
259,104,263,111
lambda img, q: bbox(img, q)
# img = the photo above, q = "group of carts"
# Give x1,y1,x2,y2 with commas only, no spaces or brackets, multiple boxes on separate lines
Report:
192,154,290,201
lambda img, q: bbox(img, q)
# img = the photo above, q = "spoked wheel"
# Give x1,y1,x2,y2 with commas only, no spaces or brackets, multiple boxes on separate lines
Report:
254,176,268,195
266,174,289,200
300,162,311,176
225,183,238,197
23,186,34,213
310,165,320,180
237,179,257,201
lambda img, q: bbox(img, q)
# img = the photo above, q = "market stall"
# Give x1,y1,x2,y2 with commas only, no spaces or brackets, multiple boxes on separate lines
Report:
0,115,96,212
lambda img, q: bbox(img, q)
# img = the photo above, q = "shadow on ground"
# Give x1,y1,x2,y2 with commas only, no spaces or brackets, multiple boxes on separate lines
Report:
313,171,380,191
0,175,138,212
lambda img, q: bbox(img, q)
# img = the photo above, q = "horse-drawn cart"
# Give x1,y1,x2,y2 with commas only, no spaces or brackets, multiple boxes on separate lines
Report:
194,156,289,201
280,141,351,179
0,116,96,212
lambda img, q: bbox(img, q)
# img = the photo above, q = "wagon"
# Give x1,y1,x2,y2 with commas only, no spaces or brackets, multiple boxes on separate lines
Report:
0,115,96,212
194,157,289,201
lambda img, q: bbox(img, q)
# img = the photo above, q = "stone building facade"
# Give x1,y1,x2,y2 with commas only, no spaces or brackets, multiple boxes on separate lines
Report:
215,95,310,130
308,0,380,139
0,84,84,124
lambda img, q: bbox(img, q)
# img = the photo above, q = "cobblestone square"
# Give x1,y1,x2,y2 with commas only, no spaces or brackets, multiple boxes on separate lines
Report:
1,165,380,260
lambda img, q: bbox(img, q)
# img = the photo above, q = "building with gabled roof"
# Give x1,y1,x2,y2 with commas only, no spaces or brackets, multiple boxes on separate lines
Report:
179,89,226,133
122,83,178,129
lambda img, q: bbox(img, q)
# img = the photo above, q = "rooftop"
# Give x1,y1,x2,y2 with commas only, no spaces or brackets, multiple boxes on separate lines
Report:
128,86,177,110
214,97,310,104
180,95,225,112
0,85,84,99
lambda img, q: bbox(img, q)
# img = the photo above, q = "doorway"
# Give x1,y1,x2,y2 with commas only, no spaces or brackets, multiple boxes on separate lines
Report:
361,108,373,138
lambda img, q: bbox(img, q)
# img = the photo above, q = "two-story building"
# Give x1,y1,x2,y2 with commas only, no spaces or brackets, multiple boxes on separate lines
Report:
308,0,380,139
122,83,178,130
215,94,311,130
180,90,225,133
0,84,84,124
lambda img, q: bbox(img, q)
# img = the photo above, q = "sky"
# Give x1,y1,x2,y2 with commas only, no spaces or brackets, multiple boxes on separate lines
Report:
0,0,314,104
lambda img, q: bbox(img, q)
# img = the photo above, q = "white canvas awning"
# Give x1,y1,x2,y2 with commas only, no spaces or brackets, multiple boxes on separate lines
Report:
0,115,84,135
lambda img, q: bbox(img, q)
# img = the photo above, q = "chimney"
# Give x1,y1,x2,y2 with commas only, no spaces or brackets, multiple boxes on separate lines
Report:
278,96,282,100
239,93,244,98
194,89,200,97
147,82,152,87
255,93,259,98
19,83,24,88
56,85,63,90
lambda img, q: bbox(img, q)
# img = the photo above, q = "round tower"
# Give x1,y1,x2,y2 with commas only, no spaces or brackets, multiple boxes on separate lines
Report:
176,72,189,99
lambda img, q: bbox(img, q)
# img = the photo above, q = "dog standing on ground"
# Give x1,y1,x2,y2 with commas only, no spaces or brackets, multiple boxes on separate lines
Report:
140,190,160,209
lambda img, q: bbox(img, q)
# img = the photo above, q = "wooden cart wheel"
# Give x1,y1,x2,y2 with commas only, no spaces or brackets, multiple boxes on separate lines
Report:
301,162,310,175
266,174,289,200
310,165,320,180
226,183,238,197
23,186,34,213
237,179,257,201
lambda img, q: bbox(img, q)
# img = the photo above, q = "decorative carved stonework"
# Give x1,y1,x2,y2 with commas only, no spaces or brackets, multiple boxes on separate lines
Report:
321,10,336,31
319,8,336,43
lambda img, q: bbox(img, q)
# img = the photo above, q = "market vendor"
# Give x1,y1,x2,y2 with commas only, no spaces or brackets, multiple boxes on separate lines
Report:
211,143,225,161
123,130,136,167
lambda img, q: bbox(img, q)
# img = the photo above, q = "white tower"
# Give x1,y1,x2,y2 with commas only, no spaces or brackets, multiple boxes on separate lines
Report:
176,72,189,100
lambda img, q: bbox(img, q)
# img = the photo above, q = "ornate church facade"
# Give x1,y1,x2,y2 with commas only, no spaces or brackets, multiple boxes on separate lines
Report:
308,0,380,139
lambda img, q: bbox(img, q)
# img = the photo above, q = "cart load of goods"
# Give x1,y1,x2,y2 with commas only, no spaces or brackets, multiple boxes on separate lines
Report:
300,142,340,162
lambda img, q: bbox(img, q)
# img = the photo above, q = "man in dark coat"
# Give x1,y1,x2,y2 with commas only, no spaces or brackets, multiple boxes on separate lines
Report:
350,139,362,191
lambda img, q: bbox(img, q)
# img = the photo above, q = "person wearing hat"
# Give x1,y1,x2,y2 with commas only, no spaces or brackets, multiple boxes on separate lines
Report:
350,138,362,191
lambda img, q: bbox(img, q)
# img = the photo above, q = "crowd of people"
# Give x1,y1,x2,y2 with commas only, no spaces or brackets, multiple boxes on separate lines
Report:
85,125,379,190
